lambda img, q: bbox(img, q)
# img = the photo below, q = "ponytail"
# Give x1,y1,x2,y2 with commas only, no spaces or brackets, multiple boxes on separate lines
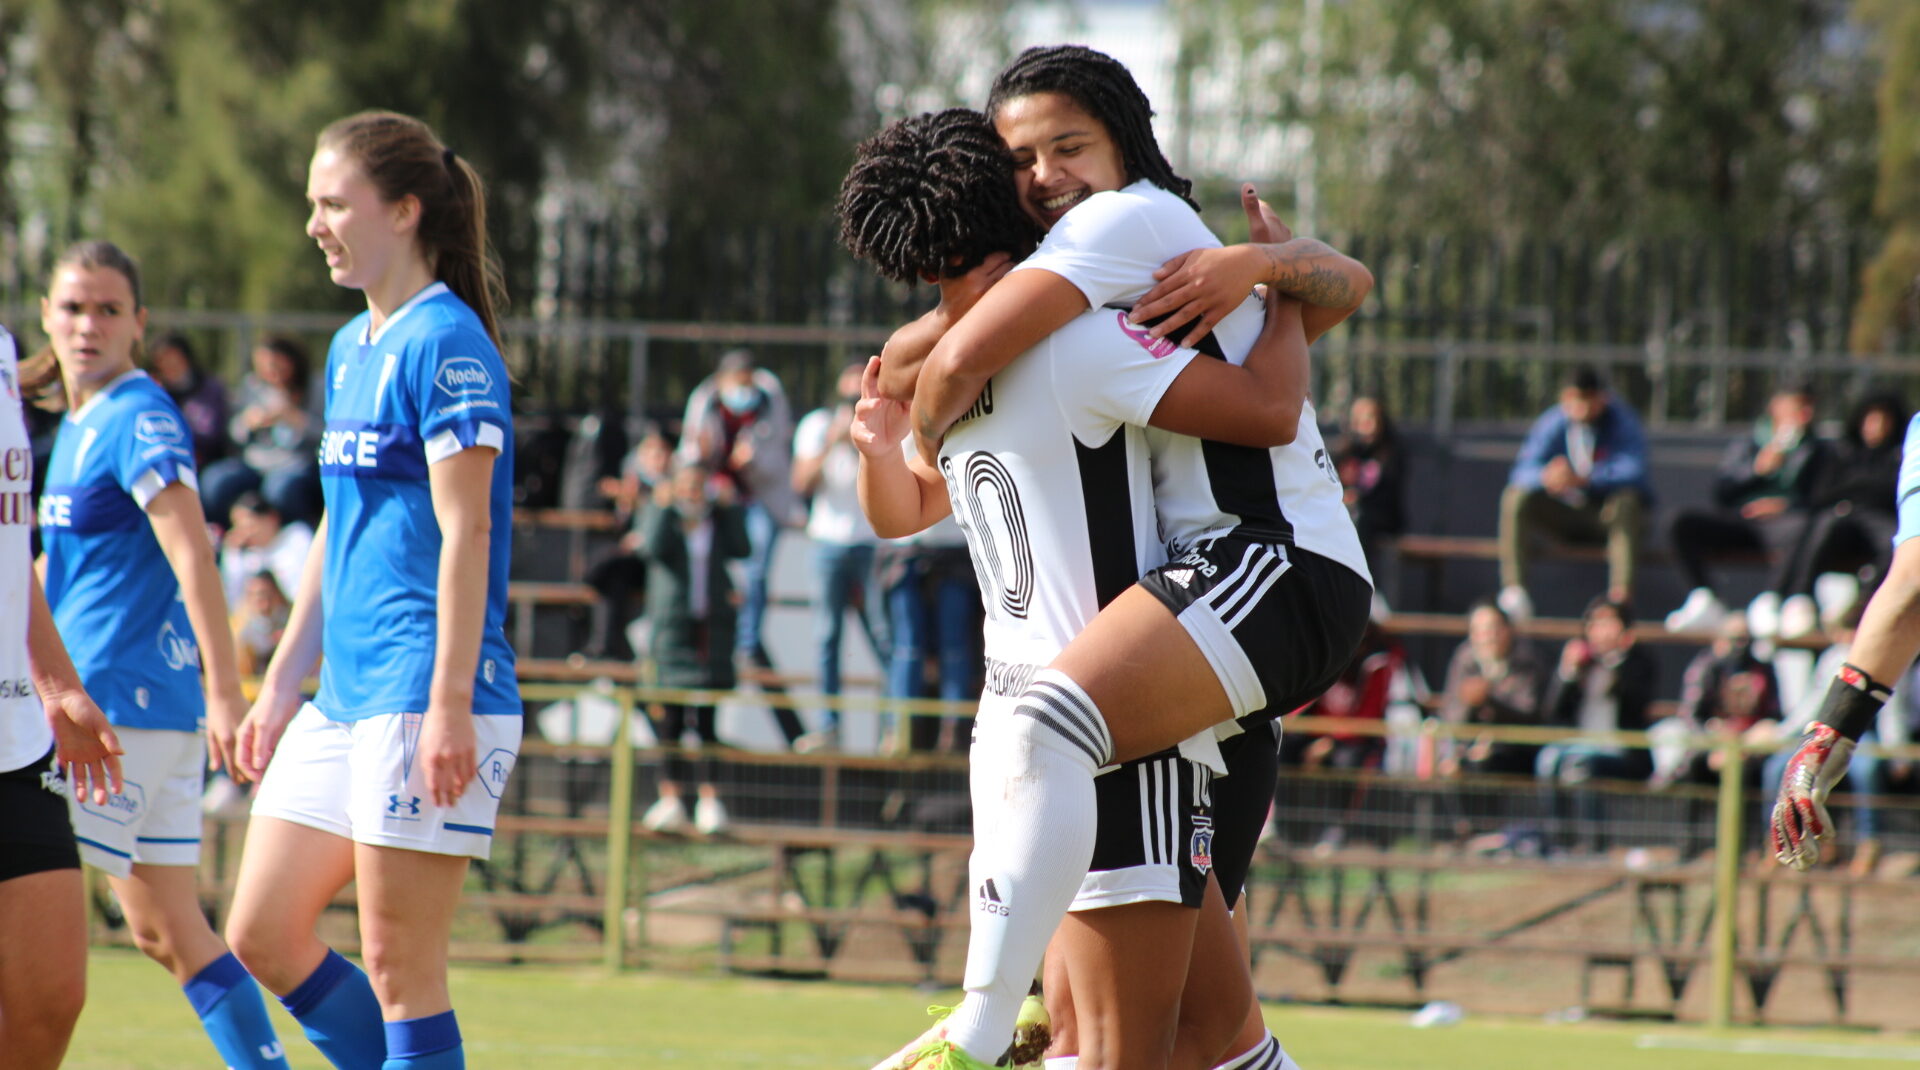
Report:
316,111,508,350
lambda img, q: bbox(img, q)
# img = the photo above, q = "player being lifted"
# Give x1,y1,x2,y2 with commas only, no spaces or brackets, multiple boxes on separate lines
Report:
225,111,519,1070
843,96,1367,1070
1771,407,1920,870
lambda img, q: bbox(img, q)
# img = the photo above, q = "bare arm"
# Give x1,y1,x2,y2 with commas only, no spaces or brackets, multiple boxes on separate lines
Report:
28,570,121,803
237,514,327,780
1845,540,1920,685
876,253,1016,402
1131,187,1374,349
1145,189,1310,447
909,268,1091,455
146,482,251,779
420,446,496,807
852,356,952,538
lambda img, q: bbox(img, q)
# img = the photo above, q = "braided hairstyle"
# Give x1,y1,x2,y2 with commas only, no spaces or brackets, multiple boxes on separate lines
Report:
987,44,1196,211
836,109,1041,284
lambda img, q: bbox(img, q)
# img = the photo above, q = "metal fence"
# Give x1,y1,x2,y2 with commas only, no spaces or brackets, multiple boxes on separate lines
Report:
10,305,1920,435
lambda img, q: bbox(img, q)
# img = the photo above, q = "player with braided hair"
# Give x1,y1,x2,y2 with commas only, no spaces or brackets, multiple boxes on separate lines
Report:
858,47,1370,1070
844,107,1321,1070
836,108,1043,286
1771,412,1920,870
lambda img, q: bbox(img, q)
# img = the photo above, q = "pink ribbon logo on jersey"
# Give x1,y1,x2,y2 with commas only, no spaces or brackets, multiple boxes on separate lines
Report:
1115,312,1179,359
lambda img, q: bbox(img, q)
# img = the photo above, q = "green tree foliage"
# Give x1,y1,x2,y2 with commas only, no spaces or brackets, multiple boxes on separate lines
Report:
1178,0,1877,238
1851,0,1920,351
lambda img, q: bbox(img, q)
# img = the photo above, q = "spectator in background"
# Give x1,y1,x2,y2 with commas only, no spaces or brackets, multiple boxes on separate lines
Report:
678,350,796,678
1295,617,1405,772
879,516,980,752
1497,365,1650,622
216,490,312,613
1438,599,1546,777
1535,597,1654,851
231,571,290,677
1332,395,1406,582
1758,393,1909,639
582,423,675,660
791,361,885,752
147,332,231,466
1649,615,1782,789
198,336,322,527
1666,381,1829,634
1759,597,1910,874
637,461,751,836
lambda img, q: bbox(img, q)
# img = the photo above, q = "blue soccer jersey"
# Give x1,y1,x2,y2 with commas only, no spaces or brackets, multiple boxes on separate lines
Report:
1898,412,1920,549
39,370,203,732
315,282,519,721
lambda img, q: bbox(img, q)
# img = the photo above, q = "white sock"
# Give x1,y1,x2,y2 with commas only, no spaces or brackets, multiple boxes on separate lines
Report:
1045,1059,1079,1070
1215,1031,1296,1070
942,670,1108,1060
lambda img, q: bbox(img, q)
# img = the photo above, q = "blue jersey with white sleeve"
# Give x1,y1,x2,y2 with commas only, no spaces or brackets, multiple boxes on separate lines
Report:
1897,412,1920,548
39,370,203,731
315,282,519,721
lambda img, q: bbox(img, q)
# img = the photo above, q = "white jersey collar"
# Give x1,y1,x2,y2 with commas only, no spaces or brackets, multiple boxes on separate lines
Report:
362,281,450,346
69,367,148,423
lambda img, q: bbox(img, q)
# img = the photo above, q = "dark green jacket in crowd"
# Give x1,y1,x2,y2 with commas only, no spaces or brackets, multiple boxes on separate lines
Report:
638,500,751,689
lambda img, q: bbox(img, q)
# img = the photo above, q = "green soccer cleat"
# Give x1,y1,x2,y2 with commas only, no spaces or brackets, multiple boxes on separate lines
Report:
868,996,1052,1070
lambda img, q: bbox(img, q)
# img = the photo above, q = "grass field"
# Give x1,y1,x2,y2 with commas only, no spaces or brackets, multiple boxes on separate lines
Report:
65,948,1920,1069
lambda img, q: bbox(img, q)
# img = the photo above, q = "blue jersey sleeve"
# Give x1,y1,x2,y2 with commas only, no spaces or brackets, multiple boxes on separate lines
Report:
111,397,198,509
411,326,510,465
1897,414,1920,548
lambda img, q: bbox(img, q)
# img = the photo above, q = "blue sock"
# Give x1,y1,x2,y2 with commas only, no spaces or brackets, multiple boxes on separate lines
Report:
183,953,291,1069
382,1011,463,1069
279,949,386,1069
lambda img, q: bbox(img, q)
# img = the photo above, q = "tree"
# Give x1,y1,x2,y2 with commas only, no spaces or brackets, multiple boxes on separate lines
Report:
1850,0,1920,352
1176,0,1878,238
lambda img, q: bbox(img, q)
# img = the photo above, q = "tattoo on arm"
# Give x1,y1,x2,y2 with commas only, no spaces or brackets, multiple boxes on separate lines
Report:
1263,239,1359,309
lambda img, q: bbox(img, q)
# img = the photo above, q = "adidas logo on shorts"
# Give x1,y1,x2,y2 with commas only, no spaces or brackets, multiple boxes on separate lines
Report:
1165,568,1196,588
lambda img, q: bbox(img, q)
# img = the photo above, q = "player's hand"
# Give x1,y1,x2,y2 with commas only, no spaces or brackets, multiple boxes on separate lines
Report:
204,684,250,782
420,706,478,808
851,356,910,458
1133,186,1286,348
1770,721,1855,871
236,681,304,782
45,686,122,806
1243,184,1292,246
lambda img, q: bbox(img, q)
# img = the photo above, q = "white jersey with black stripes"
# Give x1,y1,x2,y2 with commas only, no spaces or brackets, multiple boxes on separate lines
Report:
935,306,1190,681
0,326,46,774
1012,178,1370,583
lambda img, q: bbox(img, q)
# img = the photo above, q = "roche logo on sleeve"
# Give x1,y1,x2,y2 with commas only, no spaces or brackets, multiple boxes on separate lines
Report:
435,357,493,398
134,411,186,446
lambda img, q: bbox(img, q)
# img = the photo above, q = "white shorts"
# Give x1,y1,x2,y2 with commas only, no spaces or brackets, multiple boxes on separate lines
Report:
251,704,521,860
69,725,205,877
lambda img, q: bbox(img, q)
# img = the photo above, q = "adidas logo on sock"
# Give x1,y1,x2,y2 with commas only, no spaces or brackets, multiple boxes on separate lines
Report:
977,878,1010,916
1165,568,1196,588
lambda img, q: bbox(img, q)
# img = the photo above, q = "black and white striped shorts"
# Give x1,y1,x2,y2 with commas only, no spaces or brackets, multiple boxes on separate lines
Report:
1073,748,1213,910
1140,537,1372,722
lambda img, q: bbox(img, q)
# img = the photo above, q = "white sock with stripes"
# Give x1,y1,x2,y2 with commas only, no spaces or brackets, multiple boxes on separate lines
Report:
942,669,1109,1062
1214,1030,1296,1070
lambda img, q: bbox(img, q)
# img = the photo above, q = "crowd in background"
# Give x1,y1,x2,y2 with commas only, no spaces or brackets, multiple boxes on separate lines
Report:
94,337,1917,860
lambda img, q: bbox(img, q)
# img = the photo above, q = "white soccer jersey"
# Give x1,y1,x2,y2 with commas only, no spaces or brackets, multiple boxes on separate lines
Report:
1014,178,1371,583
937,307,1194,686
0,327,46,774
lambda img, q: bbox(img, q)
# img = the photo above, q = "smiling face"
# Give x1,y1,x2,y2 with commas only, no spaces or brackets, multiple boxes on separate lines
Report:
42,265,147,395
305,146,416,293
993,92,1127,230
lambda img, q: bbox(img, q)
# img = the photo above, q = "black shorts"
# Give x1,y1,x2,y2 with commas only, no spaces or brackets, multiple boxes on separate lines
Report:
1140,539,1372,722
0,748,80,882
1211,721,1280,911
1076,748,1213,910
